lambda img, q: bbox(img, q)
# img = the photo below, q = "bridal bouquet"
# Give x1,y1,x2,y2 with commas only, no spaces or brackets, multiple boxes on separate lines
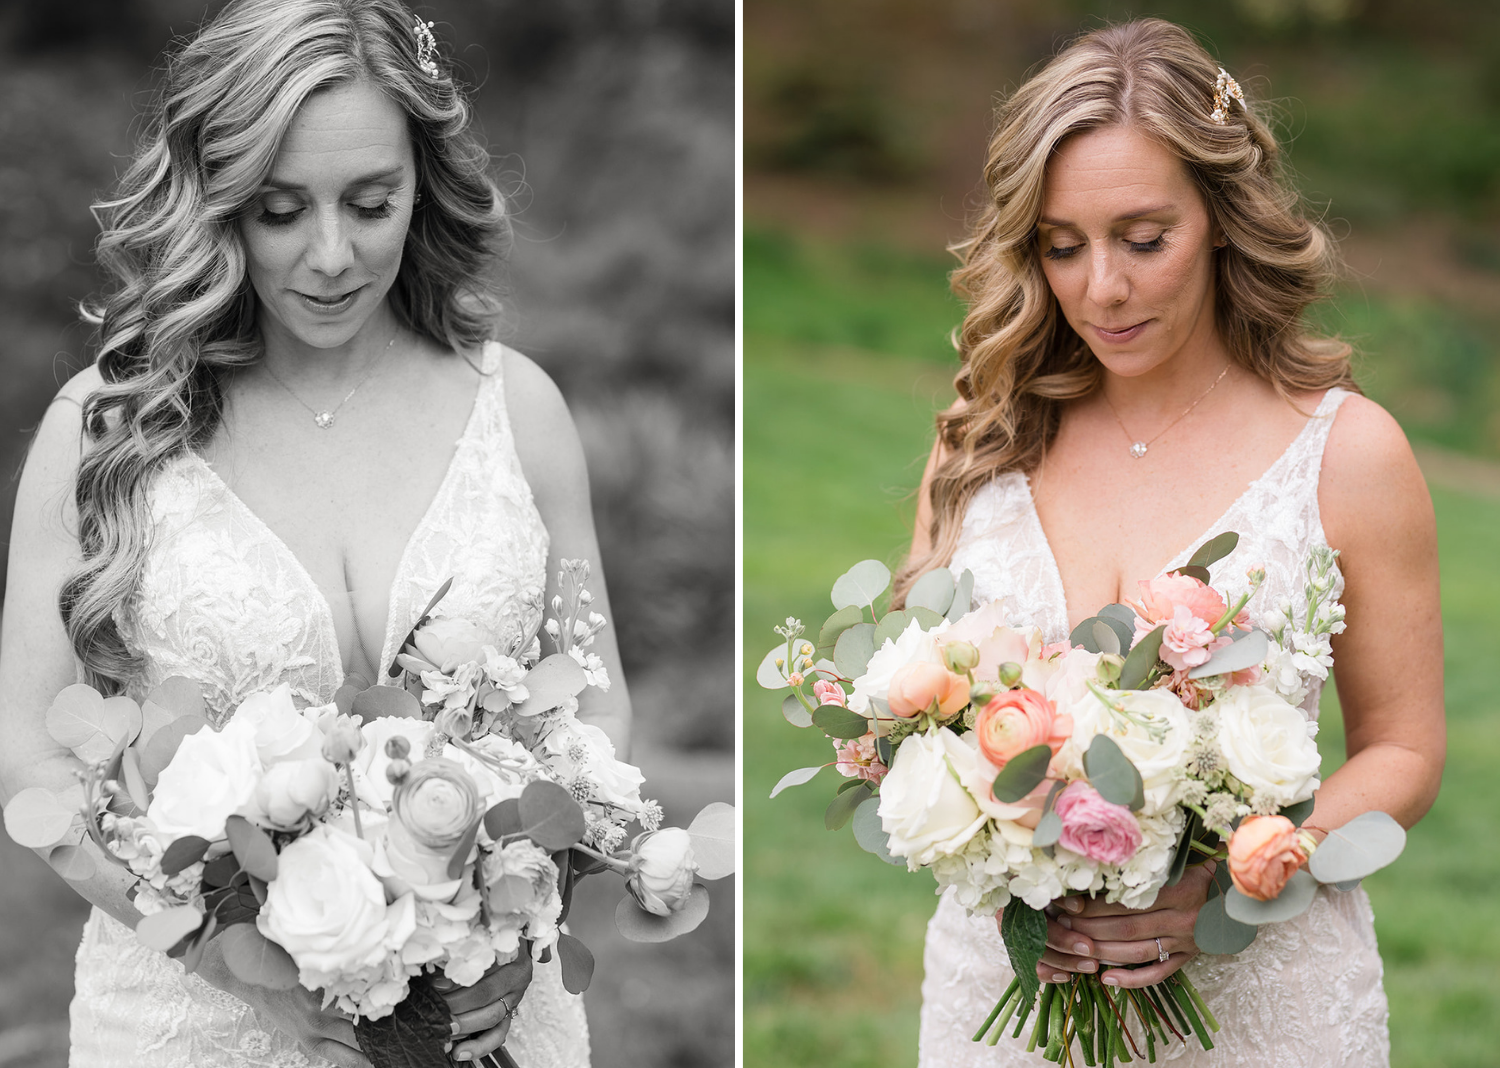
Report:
759,533,1403,1065
6,561,733,1068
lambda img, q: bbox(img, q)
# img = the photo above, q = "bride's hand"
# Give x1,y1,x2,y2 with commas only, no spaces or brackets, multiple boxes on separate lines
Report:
432,952,534,1062
1031,860,1217,989
198,951,372,1068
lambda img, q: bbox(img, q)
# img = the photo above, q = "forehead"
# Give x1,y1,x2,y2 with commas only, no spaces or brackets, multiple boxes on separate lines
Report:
270,79,412,184
1041,126,1201,222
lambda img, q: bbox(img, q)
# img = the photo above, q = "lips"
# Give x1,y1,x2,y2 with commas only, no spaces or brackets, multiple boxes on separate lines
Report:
1091,320,1150,343
296,286,363,314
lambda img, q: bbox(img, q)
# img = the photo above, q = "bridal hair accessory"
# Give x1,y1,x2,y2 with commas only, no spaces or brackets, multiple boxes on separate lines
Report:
1103,363,1231,458
1210,67,1245,125
413,17,439,78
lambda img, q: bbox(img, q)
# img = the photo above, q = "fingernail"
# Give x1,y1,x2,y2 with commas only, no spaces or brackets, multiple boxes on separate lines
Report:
443,1043,453,1055
1074,942,1090,956
1052,972,1069,983
451,1022,462,1037
1103,975,1119,986
1079,961,1096,973
455,1054,472,1063
1062,898,1082,913
1058,915,1073,930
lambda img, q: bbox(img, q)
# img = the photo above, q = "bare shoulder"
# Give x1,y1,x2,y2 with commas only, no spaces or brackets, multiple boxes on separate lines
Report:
1318,392,1433,557
497,345,586,492
25,365,102,492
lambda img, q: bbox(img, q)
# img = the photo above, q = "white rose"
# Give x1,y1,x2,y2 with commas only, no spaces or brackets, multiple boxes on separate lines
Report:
252,758,341,830
626,827,698,916
942,601,1040,682
443,734,536,809
1211,685,1321,806
878,727,988,867
849,617,950,719
537,719,645,812
233,684,324,765
259,825,415,977
146,717,262,842
353,718,437,810
1023,647,1105,711
412,617,488,673
1062,687,1191,815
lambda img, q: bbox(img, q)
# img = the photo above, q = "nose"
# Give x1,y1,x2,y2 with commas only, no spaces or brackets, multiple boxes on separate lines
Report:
1085,244,1129,308
304,205,354,278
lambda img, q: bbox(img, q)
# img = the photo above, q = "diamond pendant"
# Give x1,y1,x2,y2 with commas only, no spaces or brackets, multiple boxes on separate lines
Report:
314,411,335,429
1129,441,1148,459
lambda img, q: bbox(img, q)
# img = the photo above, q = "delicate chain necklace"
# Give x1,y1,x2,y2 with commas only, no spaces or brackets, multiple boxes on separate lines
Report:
1102,363,1231,459
261,333,397,429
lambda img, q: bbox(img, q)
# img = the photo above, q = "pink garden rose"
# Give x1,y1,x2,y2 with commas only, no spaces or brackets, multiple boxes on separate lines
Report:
813,680,847,707
972,688,1070,770
1133,573,1228,633
1228,814,1307,901
1054,782,1142,866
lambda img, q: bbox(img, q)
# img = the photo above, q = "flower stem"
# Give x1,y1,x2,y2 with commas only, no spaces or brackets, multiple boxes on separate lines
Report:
344,766,363,840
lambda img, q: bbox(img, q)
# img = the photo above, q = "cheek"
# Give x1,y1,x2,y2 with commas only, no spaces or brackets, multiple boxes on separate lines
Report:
240,227,300,290
1138,247,1212,316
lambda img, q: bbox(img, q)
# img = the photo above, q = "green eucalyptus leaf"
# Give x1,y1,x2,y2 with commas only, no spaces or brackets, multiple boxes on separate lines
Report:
947,569,976,623
1091,620,1121,656
1224,870,1318,924
1084,734,1145,811
1193,893,1258,954
48,843,96,882
1280,795,1316,828
851,796,903,865
556,933,595,995
817,606,865,651
1173,564,1212,583
136,906,205,953
770,766,824,798
812,704,870,740
1165,810,1203,888
615,883,710,943
872,610,911,649
831,560,892,610
160,834,212,876
1119,626,1165,690
1332,878,1362,892
833,623,877,679
1187,531,1240,570
685,802,736,881
781,693,813,728
1032,809,1063,848
907,568,956,615
1188,628,1269,679
517,780,587,851
1307,811,1406,884
908,606,947,629
3,787,78,849
836,777,864,794
876,736,893,766
1069,617,1102,654
825,781,872,830
1098,603,1136,627
990,745,1051,803
755,641,798,690
224,816,278,882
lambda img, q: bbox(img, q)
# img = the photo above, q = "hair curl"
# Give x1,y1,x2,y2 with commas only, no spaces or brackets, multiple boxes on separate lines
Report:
64,0,510,691
894,18,1357,604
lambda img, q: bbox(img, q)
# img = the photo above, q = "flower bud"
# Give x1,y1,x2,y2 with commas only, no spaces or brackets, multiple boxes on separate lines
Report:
799,642,814,658
321,717,365,765
1096,653,1124,685
384,736,411,761
1246,564,1267,586
997,662,1023,689
943,640,981,674
788,672,804,687
385,757,413,785
625,827,698,916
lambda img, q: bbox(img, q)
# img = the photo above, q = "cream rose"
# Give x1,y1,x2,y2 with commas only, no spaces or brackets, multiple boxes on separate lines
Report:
443,734,536,811
147,717,262,842
942,601,1042,683
878,727,988,866
1211,685,1321,806
626,827,699,916
258,825,415,977
253,757,341,831
353,718,437,810
412,617,488,674
848,617,949,720
1062,687,1191,815
233,684,324,766
537,719,645,812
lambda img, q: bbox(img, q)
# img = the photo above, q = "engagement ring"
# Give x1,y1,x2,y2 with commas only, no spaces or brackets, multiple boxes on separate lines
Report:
1155,937,1169,963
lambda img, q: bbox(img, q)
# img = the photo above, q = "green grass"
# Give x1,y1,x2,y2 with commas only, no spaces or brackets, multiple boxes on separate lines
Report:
743,231,1500,1067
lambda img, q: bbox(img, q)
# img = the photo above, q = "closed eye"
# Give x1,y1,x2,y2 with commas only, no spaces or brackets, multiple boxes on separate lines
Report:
1128,234,1167,253
1043,244,1081,261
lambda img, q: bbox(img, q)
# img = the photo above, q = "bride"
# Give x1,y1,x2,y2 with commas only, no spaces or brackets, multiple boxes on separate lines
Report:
899,20,1443,1067
0,1,626,1065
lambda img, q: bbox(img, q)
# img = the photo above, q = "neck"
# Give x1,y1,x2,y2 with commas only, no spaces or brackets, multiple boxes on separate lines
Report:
257,305,401,388
1098,332,1235,424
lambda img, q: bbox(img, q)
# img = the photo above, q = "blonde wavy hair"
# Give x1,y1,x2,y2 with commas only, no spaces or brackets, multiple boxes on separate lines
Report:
63,0,509,691
894,18,1357,604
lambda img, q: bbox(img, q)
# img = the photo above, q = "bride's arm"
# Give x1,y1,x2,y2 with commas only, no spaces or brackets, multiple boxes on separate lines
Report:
502,348,633,757
1041,394,1445,989
0,372,374,1068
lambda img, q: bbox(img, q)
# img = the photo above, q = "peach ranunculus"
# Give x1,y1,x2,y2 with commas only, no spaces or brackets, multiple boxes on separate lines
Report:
1132,573,1229,636
1227,814,1308,901
887,662,971,719
972,688,1070,770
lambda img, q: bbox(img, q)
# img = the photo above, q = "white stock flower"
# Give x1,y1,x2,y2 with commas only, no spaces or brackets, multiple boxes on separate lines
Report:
1211,685,1321,807
877,727,987,867
146,717,262,842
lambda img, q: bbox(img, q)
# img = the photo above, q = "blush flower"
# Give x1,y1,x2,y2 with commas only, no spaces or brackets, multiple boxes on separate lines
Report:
813,679,847,707
887,662,971,718
1133,573,1228,634
1053,782,1142,866
1159,604,1233,672
1227,814,1308,901
832,734,887,784
972,688,1069,770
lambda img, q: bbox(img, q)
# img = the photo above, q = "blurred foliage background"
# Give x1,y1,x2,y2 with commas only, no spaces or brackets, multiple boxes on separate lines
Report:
0,1,732,1066
744,1,1500,1066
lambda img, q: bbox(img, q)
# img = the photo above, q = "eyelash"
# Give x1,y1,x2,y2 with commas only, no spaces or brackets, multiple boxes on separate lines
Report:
255,200,397,227
1043,234,1168,260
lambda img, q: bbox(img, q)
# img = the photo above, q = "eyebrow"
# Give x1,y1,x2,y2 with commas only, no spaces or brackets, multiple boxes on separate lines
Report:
260,166,406,192
1038,204,1174,227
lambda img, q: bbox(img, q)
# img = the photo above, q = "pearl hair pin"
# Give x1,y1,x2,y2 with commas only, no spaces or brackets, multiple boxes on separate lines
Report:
1210,67,1245,125
413,18,439,79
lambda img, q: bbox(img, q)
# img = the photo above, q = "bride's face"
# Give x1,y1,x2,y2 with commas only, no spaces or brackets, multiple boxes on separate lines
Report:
240,79,416,351
1036,125,1222,379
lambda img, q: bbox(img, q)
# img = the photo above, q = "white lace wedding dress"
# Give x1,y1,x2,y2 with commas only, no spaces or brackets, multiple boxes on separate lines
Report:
920,388,1390,1067
69,342,590,1068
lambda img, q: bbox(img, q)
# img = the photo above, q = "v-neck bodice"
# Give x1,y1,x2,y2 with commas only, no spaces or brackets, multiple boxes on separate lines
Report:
950,387,1350,712
114,341,550,726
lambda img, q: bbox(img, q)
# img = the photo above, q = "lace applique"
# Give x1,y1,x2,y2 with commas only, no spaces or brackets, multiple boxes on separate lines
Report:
77,342,586,1068
924,389,1389,1067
